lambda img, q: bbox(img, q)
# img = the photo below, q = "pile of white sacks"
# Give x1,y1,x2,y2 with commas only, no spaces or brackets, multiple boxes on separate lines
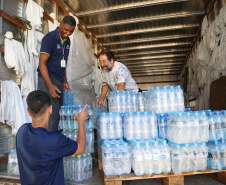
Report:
187,4,226,104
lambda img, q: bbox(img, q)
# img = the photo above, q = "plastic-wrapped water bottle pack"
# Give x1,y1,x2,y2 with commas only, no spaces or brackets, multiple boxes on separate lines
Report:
62,129,94,154
59,105,94,130
167,111,209,144
7,149,19,176
63,154,92,182
207,140,226,171
63,90,75,106
207,110,226,141
124,111,158,140
145,85,185,114
169,142,208,174
98,112,123,140
108,90,138,113
101,139,131,175
130,139,171,176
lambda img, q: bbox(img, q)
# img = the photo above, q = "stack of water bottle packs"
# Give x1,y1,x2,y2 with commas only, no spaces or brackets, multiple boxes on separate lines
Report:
98,84,226,176
63,90,75,106
207,110,226,171
7,149,19,176
59,104,95,182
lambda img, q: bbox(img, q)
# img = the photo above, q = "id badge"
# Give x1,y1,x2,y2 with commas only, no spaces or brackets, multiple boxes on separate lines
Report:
61,59,66,68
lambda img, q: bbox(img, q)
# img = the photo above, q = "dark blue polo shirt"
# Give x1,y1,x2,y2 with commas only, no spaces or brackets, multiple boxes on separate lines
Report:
16,123,77,185
37,27,71,82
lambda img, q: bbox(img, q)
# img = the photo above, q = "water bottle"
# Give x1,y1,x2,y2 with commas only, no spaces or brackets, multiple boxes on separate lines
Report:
99,113,108,139
115,113,123,139
220,111,226,139
123,142,131,174
161,86,169,113
149,111,158,139
152,141,162,174
87,129,94,153
208,112,219,141
131,91,138,112
192,143,200,172
69,155,76,181
134,112,142,140
121,91,126,113
183,143,190,172
175,113,184,144
200,142,208,171
7,149,19,176
175,85,185,112
161,140,171,173
183,112,192,143
102,142,112,175
75,155,83,181
132,141,144,176
153,87,162,114
114,90,120,112
143,141,153,175
87,153,92,179
124,112,134,140
142,112,150,139
171,144,182,174
108,113,115,139
168,86,176,112
137,92,145,112
157,114,167,139
199,111,209,142
192,112,200,143
213,111,224,140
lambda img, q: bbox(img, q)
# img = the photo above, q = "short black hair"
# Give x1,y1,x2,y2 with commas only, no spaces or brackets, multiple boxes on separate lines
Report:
26,90,51,117
98,50,116,61
62,15,76,27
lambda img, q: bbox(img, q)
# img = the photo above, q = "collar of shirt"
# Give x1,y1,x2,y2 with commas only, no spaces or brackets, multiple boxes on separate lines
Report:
55,27,68,44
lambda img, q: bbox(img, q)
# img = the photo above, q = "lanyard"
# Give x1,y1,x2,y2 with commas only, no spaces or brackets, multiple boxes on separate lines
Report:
59,30,65,60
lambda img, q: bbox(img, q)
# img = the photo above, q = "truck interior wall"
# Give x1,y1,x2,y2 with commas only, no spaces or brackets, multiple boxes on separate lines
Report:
133,75,179,91
179,0,226,110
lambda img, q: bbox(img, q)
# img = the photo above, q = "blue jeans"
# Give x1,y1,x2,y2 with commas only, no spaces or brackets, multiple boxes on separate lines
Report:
38,76,64,131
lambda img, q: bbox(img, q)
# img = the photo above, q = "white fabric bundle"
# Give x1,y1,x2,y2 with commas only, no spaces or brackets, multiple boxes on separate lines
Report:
0,81,27,135
26,0,44,31
66,27,96,107
4,32,27,78
48,13,59,32
201,16,208,36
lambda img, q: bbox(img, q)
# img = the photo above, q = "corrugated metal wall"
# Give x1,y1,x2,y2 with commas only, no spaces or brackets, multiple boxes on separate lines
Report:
0,0,24,156
0,0,24,82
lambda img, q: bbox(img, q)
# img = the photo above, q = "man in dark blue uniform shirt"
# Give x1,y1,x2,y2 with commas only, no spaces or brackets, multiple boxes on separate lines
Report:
16,90,88,185
37,15,76,131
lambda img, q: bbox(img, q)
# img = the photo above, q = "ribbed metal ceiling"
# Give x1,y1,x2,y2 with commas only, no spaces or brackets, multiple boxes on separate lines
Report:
64,0,208,76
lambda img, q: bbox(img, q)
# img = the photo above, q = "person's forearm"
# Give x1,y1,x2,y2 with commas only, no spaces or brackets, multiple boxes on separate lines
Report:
39,63,52,87
64,73,67,84
76,121,86,152
100,85,109,101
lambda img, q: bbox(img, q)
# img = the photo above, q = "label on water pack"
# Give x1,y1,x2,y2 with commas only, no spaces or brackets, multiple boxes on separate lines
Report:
209,124,218,130
208,153,221,160
221,123,226,129
161,153,170,159
221,152,226,158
